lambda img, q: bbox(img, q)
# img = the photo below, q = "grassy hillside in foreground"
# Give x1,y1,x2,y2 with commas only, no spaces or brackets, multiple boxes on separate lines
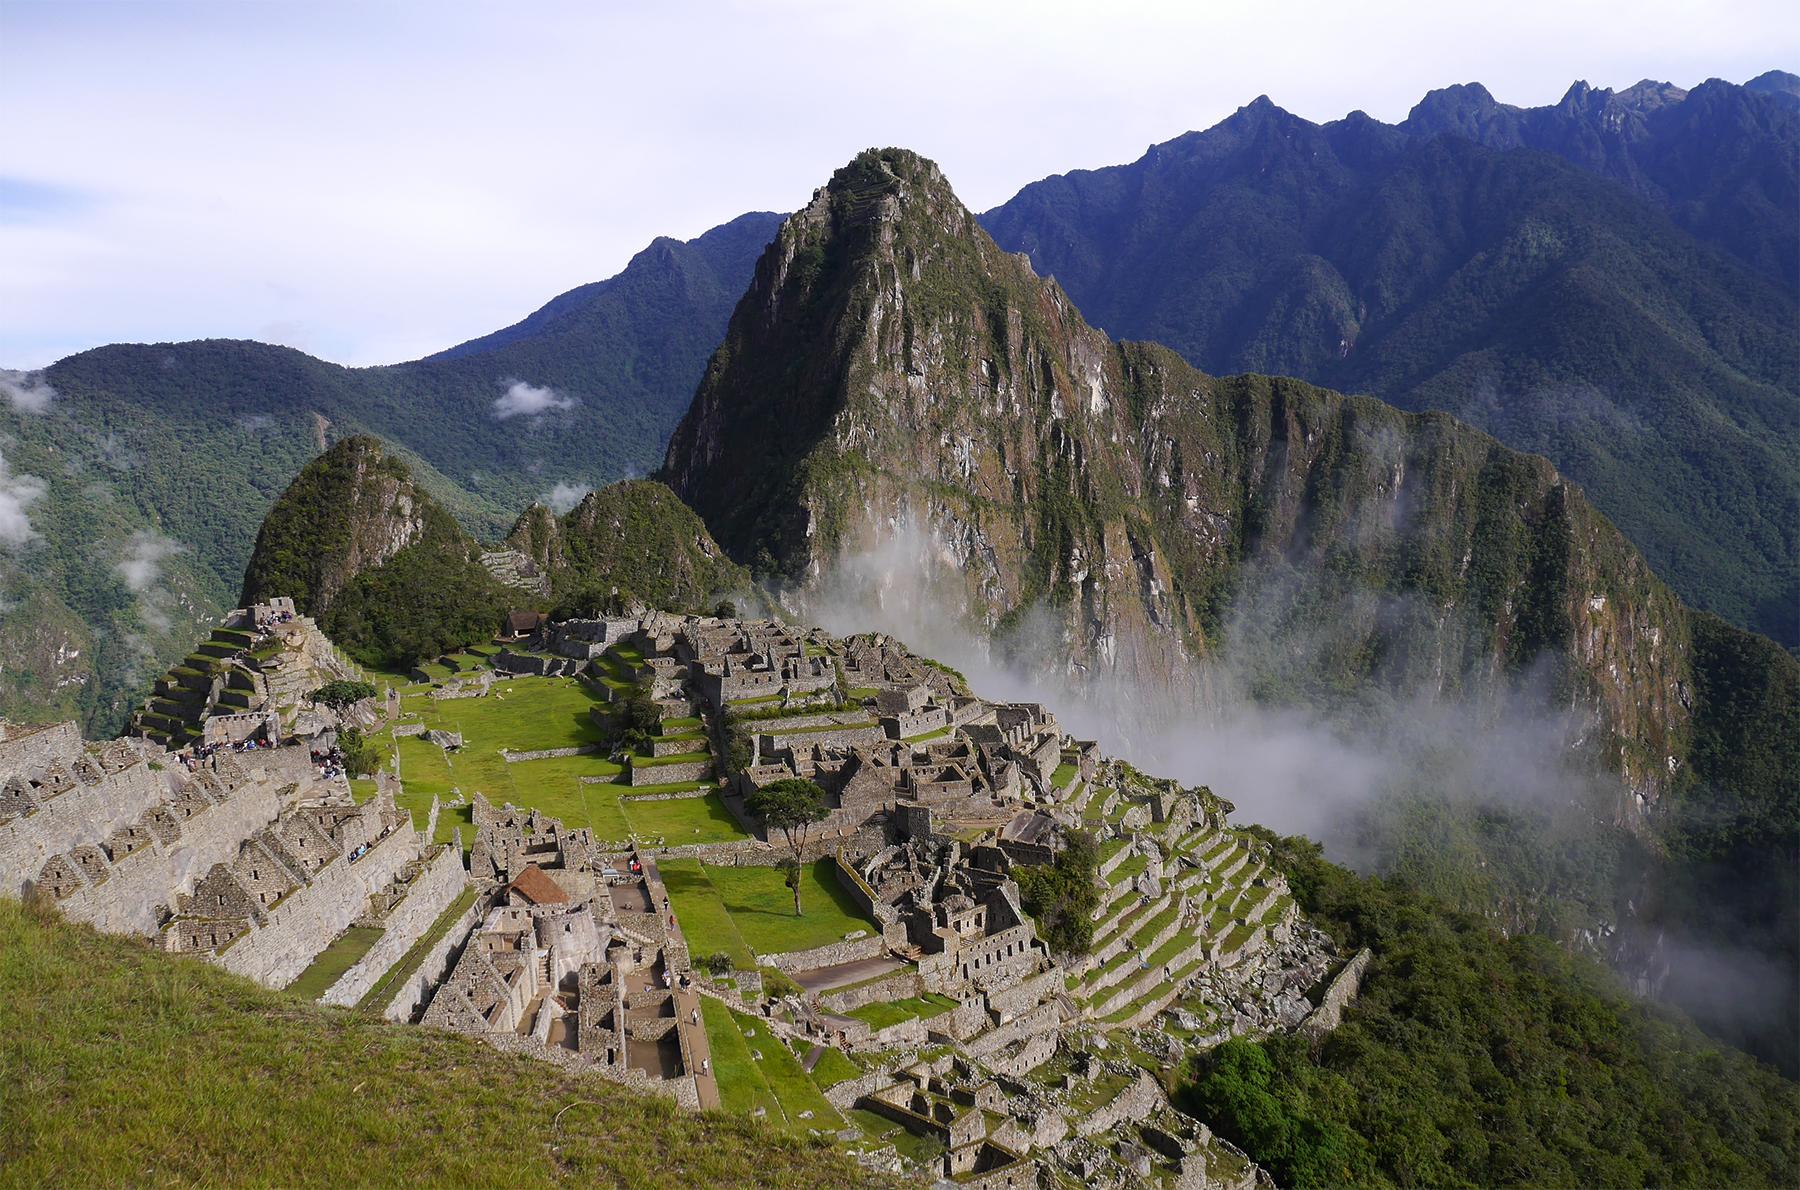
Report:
0,898,887,1188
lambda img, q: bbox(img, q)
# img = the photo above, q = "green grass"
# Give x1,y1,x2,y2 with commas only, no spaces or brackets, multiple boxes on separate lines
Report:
808,1046,863,1090
842,994,958,1031
726,1006,846,1130
660,859,875,961
697,860,876,955
635,750,712,767
659,861,755,969
348,777,379,804
285,927,384,1000
624,790,750,846
901,726,951,743
358,885,479,1012
1052,762,1078,788
700,995,781,1121
0,899,886,1187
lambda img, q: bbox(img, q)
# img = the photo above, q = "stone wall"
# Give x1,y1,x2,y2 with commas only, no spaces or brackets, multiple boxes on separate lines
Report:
218,821,419,989
761,932,885,972
1,736,167,896
1073,1071,1163,1138
758,723,884,753
1302,947,1372,1037
55,772,282,935
820,970,924,1014
626,757,711,786
382,891,487,1022
320,844,468,1007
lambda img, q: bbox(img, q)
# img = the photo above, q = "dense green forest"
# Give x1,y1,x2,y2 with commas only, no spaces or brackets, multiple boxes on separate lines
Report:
507,479,752,618
983,77,1799,647
1180,830,1800,1188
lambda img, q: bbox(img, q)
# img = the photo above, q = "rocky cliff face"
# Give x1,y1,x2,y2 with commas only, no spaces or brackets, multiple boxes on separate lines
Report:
240,436,436,616
663,148,1707,811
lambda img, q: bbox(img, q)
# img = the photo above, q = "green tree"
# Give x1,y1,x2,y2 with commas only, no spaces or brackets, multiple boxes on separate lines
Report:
336,727,382,779
309,680,376,710
746,779,828,914
1014,828,1101,955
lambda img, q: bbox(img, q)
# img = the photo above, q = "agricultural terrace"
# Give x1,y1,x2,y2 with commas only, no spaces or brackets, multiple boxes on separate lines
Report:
657,858,876,965
378,669,751,851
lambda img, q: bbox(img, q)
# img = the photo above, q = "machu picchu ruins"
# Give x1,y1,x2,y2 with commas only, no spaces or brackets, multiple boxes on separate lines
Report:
3,598,1354,1187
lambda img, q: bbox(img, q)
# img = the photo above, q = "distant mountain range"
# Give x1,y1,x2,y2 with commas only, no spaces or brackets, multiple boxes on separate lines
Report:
982,72,1799,648
2,69,1793,730
0,212,779,731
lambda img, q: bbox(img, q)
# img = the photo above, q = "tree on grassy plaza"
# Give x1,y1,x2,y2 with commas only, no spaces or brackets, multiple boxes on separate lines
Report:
608,680,659,756
1014,828,1102,956
746,778,828,914
309,680,376,709
336,726,382,778
778,857,804,919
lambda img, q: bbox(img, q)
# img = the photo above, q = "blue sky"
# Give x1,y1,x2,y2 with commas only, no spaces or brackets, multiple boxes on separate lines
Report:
2,0,1794,369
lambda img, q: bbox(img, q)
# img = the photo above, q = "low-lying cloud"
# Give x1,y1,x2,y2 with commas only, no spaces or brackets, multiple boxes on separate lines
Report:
0,369,56,413
492,379,574,420
542,481,592,514
117,529,181,593
0,449,46,546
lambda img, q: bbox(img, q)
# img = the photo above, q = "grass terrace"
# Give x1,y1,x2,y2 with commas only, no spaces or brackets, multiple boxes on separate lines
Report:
357,885,480,1012
659,858,876,960
285,927,383,1000
843,993,959,1031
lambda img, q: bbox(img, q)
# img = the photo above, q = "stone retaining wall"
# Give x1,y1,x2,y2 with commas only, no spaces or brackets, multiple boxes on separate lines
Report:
381,890,486,1022
320,844,468,1007
627,757,711,786
218,823,418,989
820,970,924,1015
1073,1070,1163,1138
1302,947,1372,1036
761,932,885,972
57,773,282,936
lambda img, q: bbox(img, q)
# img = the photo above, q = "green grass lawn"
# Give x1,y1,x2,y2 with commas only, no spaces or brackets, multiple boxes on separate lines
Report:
808,1046,863,1090
623,790,750,846
698,860,876,956
659,861,755,969
699,994,779,1120
1052,761,1078,789
285,926,384,1000
0,899,877,1187
697,997,844,1133
842,994,958,1031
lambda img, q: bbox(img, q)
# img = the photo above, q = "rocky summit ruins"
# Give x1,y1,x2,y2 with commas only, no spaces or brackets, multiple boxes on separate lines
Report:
2,598,1373,1186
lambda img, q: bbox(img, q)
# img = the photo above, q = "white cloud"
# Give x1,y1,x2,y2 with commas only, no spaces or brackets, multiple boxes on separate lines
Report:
117,528,180,592
542,481,592,514
492,379,574,420
0,369,56,413
0,450,46,547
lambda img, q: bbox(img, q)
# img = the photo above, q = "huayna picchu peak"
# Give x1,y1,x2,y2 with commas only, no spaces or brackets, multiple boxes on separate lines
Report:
664,144,1798,1074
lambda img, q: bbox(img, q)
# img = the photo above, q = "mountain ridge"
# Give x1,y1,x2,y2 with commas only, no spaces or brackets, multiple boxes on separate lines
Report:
981,73,1799,647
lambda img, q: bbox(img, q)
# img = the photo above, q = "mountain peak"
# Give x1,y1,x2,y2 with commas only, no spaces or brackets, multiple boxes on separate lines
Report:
1745,68,1800,97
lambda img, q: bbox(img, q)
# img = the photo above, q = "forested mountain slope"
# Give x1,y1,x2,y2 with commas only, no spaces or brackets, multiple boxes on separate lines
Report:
982,76,1799,647
0,212,781,732
663,147,1799,1068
